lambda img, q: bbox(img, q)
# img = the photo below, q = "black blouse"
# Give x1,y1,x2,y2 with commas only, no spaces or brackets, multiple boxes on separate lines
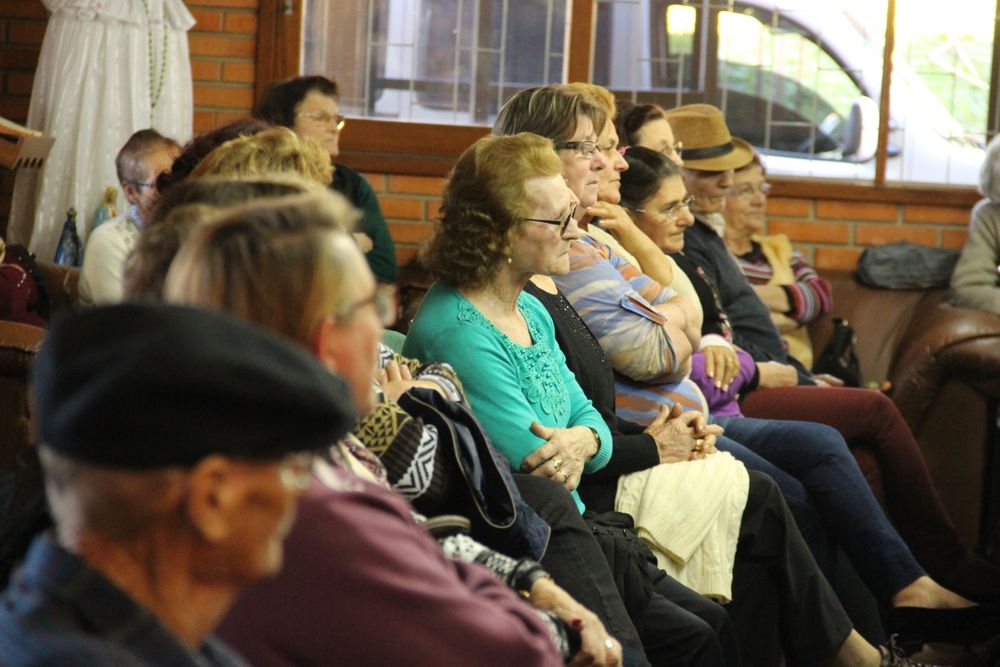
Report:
524,282,659,513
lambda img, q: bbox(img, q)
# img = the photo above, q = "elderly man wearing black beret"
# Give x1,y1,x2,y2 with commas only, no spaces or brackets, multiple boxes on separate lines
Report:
0,303,357,666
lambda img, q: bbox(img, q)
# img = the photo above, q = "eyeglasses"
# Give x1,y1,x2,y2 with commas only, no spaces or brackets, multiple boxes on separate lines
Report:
279,452,316,491
632,195,695,223
555,140,600,158
297,111,346,131
523,202,578,236
335,284,398,327
727,182,772,200
667,141,683,156
126,180,155,189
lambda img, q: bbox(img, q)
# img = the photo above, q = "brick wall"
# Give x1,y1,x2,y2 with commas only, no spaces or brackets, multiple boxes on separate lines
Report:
0,2,46,238
187,0,259,133
0,3,977,270
768,196,972,270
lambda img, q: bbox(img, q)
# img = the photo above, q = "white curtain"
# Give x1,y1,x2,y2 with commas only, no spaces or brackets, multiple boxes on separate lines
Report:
7,0,194,259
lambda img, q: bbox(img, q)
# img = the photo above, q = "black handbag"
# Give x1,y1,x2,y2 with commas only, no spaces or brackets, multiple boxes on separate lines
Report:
388,387,550,559
812,317,863,387
856,241,959,290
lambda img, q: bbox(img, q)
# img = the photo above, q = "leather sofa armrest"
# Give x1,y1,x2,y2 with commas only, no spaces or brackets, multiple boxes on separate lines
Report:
32,260,79,317
889,301,1000,430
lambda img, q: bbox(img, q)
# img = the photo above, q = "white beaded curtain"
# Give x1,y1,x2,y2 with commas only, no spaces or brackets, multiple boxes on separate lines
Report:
7,0,194,259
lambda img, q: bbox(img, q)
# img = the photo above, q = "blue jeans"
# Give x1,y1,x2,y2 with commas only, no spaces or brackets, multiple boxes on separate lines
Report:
712,415,925,603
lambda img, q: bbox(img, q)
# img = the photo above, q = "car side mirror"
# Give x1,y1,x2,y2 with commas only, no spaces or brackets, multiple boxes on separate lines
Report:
842,96,879,162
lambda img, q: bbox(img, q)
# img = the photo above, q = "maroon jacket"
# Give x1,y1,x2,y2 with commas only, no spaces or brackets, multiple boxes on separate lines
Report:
218,464,563,667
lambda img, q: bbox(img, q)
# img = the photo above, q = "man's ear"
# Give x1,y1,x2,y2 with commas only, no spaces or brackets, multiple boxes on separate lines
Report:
184,455,242,543
121,182,141,207
311,317,341,374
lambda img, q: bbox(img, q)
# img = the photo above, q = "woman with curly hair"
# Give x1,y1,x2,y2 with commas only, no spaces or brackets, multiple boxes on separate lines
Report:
403,123,934,666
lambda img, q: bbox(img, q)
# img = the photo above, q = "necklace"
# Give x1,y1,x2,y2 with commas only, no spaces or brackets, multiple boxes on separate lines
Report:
140,0,169,116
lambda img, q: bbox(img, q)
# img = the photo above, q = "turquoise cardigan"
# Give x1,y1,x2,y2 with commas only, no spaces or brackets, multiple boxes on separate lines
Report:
403,282,613,513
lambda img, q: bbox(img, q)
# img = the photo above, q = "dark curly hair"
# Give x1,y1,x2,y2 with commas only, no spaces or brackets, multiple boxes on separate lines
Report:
619,146,683,211
255,75,339,129
422,133,562,288
156,118,272,194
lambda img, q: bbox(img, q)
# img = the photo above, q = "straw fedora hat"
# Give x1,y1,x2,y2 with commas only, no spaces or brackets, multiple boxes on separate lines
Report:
663,104,754,171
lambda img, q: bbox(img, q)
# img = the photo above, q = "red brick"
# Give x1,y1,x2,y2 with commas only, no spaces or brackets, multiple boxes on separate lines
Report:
0,98,28,122
0,4,48,19
814,247,863,271
222,60,255,83
215,110,256,127
5,71,33,95
387,175,445,196
395,246,420,267
191,59,222,82
188,34,255,58
855,224,938,246
8,22,44,45
190,10,224,32
224,13,258,34
389,221,434,244
380,197,423,220
902,204,971,225
816,200,898,222
426,199,442,221
193,84,255,109
193,110,217,134
363,172,387,192
0,47,40,71
941,228,969,250
768,219,850,244
766,197,811,217
185,0,258,8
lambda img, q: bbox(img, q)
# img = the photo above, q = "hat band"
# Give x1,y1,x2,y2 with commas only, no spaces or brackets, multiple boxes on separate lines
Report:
680,141,734,161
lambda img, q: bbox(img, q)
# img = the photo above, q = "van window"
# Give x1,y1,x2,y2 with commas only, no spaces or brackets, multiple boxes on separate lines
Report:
715,8,864,156
301,0,992,184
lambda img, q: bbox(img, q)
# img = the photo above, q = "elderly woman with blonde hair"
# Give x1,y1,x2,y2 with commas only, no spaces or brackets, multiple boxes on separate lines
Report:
159,184,620,667
189,126,333,185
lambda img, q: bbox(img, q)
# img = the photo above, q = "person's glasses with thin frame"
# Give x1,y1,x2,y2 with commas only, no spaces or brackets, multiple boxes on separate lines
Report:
523,202,579,236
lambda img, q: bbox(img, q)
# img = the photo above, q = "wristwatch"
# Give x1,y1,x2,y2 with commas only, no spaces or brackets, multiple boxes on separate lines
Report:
517,568,553,600
586,426,602,458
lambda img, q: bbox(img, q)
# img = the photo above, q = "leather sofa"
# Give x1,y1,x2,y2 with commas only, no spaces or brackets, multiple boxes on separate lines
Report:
809,269,1000,553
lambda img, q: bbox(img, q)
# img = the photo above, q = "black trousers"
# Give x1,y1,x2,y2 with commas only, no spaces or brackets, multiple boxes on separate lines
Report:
727,471,854,667
515,474,737,667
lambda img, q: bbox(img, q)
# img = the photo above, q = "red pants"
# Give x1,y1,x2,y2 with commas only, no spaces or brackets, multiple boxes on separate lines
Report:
741,386,967,575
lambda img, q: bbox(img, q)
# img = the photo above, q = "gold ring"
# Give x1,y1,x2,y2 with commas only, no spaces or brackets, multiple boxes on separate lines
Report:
693,438,705,452
552,458,564,472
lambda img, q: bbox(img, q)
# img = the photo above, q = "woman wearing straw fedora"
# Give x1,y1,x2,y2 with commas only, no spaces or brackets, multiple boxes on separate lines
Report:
650,103,1000,645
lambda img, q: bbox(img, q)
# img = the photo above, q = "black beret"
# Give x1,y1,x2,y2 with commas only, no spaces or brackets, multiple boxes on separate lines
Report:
33,303,357,468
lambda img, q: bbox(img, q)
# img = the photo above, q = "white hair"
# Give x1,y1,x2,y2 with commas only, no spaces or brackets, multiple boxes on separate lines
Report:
978,134,1000,201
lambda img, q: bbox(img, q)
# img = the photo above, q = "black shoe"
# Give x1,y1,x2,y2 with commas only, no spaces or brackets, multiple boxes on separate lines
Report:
886,605,1000,650
879,635,942,666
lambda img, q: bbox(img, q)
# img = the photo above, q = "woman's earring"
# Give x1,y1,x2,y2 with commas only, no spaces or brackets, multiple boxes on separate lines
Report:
506,255,512,264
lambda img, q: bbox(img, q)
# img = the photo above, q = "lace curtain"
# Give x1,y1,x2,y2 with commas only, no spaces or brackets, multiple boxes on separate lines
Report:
7,0,194,259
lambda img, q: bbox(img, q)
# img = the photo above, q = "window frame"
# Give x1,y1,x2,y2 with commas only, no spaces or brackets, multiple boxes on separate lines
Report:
255,0,991,205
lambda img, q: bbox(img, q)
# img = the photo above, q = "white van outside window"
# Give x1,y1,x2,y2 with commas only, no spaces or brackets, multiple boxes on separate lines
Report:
302,0,993,185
